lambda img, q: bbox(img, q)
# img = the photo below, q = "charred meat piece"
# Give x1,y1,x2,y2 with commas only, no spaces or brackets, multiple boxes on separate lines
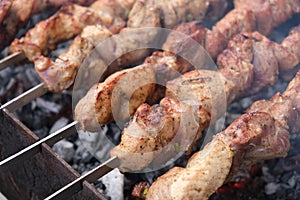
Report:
76,0,299,133
0,0,95,51
9,0,133,60
34,0,229,93
0,0,12,24
147,68,300,200
197,0,300,59
75,63,156,132
35,25,113,92
110,25,300,172
75,21,206,130
132,181,150,199
234,0,300,35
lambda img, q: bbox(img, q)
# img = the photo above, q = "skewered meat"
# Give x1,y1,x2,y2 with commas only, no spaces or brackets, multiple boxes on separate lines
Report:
110,24,300,172
32,0,229,92
76,0,300,133
0,0,95,51
9,0,134,61
34,25,113,92
75,63,156,132
35,0,161,92
75,21,206,129
234,0,300,35
194,0,300,59
74,8,257,130
146,66,300,200
148,138,234,200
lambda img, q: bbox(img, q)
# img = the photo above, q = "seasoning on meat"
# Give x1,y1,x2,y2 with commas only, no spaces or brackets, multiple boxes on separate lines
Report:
0,0,12,24
0,0,95,51
146,64,300,200
74,21,205,129
110,25,300,172
9,0,133,60
76,0,299,133
32,0,229,92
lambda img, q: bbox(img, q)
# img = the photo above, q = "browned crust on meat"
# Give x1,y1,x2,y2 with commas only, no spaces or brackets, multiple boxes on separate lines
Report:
234,0,300,35
110,25,300,174
9,3,105,60
147,68,300,200
75,63,156,131
146,26,300,200
0,0,96,51
0,0,12,24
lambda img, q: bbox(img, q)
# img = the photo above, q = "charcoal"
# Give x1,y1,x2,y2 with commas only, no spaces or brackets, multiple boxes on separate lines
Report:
34,127,49,138
74,143,94,164
240,97,252,109
288,174,297,188
265,182,279,195
49,117,69,133
281,171,294,183
100,169,124,200
52,140,75,163
36,98,62,113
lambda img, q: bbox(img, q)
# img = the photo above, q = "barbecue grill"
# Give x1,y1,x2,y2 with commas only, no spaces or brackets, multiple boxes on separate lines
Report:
1,0,300,200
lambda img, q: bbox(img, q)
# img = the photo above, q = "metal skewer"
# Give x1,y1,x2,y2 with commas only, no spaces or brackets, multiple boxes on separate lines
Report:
0,83,48,112
0,51,26,71
45,156,120,200
0,121,78,173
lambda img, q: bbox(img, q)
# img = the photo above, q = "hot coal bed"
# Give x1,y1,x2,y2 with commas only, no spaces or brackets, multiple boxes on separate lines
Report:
0,9,300,200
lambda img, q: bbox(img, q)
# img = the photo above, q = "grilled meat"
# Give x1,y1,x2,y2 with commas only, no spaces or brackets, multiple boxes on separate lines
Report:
75,21,206,130
34,25,113,92
9,0,134,60
0,0,95,51
110,24,300,171
34,0,229,93
234,0,300,35
75,63,156,132
0,0,12,24
195,0,300,59
148,138,233,200
132,181,149,199
76,0,300,133
35,0,162,92
146,68,300,200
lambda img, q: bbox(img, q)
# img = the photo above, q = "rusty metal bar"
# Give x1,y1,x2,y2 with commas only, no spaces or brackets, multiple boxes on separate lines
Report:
0,121,78,173
46,156,120,200
0,109,106,199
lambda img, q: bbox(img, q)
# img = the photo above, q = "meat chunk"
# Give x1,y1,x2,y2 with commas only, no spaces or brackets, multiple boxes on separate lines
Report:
9,3,107,60
234,0,300,35
147,139,233,200
75,63,155,131
35,25,112,92
132,182,149,199
147,69,300,200
0,0,12,24
9,0,137,60
0,0,95,51
111,26,300,173
110,70,228,171
73,21,212,132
